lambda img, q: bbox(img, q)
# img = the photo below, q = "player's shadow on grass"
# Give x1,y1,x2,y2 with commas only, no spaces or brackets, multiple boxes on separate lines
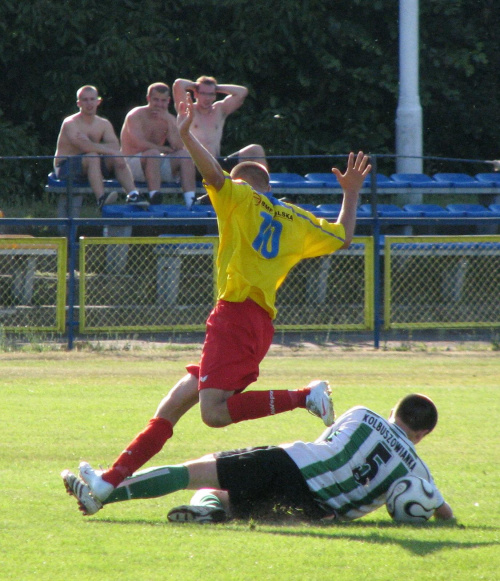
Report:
96,516,499,557
251,521,500,557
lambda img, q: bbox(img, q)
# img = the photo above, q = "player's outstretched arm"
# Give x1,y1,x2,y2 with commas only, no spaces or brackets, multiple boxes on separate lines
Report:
177,94,224,191
334,151,371,248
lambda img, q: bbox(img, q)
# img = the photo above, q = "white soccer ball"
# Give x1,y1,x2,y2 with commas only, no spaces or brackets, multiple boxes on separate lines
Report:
386,475,438,523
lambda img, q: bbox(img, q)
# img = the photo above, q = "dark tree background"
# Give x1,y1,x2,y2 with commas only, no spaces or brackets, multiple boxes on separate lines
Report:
0,0,498,198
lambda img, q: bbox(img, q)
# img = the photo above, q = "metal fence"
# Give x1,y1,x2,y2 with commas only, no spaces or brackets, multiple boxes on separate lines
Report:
1,233,499,346
79,237,218,332
78,236,374,332
384,236,500,328
0,237,67,331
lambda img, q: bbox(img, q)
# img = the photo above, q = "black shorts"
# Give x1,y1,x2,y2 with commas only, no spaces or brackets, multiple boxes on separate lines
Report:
55,156,111,180
215,446,327,521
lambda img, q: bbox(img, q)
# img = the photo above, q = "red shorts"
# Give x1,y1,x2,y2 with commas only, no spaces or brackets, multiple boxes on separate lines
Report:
186,299,274,393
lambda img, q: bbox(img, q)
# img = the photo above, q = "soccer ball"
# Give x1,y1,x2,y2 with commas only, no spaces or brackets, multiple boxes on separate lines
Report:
386,475,437,523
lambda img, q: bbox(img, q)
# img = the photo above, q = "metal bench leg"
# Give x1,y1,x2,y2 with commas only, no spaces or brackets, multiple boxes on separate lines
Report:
12,256,37,304
57,195,83,218
306,255,333,305
103,226,132,273
156,256,182,306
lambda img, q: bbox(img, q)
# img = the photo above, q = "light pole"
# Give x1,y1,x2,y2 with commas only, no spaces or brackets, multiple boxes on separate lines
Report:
395,0,423,184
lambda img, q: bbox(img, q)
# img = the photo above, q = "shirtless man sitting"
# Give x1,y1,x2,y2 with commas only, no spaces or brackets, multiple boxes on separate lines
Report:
121,82,197,208
54,85,139,211
172,76,267,171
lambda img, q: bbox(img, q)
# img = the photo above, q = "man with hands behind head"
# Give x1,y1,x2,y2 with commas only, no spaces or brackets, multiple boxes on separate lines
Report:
173,76,267,171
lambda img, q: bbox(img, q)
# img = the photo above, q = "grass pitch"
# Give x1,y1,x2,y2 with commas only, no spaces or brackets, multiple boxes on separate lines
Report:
0,347,498,580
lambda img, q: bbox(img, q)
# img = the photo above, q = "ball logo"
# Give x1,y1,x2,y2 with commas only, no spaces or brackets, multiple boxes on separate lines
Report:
386,475,437,523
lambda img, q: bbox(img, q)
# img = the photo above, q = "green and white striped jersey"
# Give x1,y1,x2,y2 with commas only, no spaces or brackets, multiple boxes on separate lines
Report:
281,406,444,520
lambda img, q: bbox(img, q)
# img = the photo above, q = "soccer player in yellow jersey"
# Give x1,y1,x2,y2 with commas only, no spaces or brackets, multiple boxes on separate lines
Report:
62,93,371,510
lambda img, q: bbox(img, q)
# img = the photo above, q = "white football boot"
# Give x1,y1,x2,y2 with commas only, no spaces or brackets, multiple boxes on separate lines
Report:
305,380,334,426
79,461,114,502
61,469,103,516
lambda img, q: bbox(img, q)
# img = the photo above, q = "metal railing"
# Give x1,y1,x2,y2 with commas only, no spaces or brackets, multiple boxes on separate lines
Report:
0,216,499,349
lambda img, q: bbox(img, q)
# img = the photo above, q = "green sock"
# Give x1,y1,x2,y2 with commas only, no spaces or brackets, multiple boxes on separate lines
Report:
104,465,189,505
190,489,223,509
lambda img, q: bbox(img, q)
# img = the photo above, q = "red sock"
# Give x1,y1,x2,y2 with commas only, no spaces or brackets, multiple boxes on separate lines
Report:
226,389,309,424
102,417,173,487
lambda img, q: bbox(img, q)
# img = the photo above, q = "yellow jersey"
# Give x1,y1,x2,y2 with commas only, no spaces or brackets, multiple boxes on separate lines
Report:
205,173,346,319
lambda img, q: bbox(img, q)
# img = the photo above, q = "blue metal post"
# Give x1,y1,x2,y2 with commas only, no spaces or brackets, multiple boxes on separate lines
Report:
66,218,78,350
369,156,381,349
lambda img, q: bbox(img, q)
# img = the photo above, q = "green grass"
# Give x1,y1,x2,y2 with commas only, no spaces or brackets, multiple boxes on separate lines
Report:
1,350,498,580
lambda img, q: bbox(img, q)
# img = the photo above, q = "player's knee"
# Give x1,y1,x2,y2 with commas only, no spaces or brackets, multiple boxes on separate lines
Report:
241,144,265,157
250,144,266,156
200,406,228,428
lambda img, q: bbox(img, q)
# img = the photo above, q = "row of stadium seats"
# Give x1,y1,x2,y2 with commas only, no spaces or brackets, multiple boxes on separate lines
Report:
270,172,500,189
101,202,500,219
47,171,500,193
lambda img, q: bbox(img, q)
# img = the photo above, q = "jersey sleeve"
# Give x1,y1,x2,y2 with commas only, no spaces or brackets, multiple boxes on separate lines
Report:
204,172,247,213
413,459,445,508
296,209,346,258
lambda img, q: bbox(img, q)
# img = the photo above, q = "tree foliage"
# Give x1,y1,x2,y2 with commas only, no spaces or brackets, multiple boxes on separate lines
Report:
0,0,498,198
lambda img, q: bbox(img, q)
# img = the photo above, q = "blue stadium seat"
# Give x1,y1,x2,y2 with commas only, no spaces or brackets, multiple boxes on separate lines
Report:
357,205,372,216
390,173,451,189
489,204,500,215
304,173,341,188
100,205,127,217
295,203,321,214
446,204,493,217
363,174,404,188
359,204,421,217
101,205,154,218
322,204,370,217
102,203,218,219
146,205,175,216
403,204,450,217
433,173,483,188
189,204,216,217
269,173,308,188
475,173,500,187
316,203,342,218
162,205,197,218
47,171,202,193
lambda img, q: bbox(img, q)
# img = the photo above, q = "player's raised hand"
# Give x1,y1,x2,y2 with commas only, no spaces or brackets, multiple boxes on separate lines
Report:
332,151,372,195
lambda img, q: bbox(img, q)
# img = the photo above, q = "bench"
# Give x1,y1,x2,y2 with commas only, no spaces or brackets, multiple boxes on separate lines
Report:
0,236,58,304
45,172,206,218
154,237,215,306
46,171,500,227
385,239,500,306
